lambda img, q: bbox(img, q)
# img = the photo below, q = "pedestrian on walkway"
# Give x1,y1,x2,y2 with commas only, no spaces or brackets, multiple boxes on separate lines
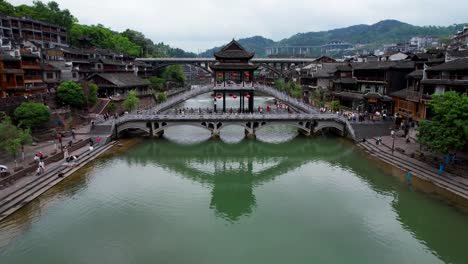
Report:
39,160,45,174
64,146,69,160
71,129,76,140
96,136,101,145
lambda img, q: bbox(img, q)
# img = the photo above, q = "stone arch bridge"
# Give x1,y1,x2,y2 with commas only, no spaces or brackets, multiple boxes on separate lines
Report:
112,113,356,140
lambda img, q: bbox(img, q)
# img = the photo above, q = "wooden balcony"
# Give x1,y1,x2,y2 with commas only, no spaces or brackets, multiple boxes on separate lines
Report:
24,75,43,81
421,94,432,101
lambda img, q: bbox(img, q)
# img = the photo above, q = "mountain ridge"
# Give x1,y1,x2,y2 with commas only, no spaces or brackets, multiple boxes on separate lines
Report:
200,20,467,57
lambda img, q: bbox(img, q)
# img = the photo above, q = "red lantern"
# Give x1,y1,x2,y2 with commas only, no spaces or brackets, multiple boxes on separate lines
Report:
216,94,222,99
244,73,250,77
232,94,238,99
217,73,223,77
245,94,251,99
231,73,238,77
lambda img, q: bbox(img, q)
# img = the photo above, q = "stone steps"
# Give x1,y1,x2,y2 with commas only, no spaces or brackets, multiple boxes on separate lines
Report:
358,141,468,200
0,143,115,222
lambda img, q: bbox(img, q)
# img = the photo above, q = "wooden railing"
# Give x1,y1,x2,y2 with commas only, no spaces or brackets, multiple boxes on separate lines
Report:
24,75,42,81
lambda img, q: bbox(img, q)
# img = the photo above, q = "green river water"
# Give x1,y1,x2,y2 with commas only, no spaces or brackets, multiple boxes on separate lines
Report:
0,94,467,264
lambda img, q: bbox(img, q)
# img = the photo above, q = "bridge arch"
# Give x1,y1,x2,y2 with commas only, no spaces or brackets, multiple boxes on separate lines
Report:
116,121,151,136
313,121,346,136
153,122,214,135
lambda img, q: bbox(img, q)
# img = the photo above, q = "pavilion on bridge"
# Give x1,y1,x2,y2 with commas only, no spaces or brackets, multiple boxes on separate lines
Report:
210,40,259,113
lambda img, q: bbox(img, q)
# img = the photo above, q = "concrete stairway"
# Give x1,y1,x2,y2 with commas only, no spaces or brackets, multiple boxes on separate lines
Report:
358,140,468,200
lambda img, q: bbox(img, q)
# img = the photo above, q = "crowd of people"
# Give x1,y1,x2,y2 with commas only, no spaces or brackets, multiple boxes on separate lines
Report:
319,107,391,122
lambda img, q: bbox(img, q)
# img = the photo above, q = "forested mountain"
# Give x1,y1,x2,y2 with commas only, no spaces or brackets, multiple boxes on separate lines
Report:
0,0,196,57
202,20,467,57
200,36,275,57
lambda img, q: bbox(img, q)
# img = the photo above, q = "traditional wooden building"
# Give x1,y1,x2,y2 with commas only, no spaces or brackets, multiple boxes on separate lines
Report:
209,40,258,113
88,73,150,99
352,61,415,113
392,58,468,120
0,54,24,97
21,52,47,94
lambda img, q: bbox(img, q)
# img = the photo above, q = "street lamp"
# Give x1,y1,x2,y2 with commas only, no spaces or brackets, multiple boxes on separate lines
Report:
391,130,395,154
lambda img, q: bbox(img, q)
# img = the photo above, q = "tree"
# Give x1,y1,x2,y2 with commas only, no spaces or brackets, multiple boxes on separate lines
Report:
106,102,116,112
286,82,302,98
312,88,327,107
57,81,86,108
417,92,468,155
329,101,341,112
123,90,139,111
14,102,50,130
157,92,167,103
162,65,186,87
13,1,77,30
0,116,32,168
87,83,98,107
69,24,141,56
274,78,286,91
149,77,166,91
0,0,15,15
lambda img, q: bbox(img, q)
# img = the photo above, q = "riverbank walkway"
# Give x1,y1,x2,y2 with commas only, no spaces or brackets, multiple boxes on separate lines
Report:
0,142,115,222
358,139,468,201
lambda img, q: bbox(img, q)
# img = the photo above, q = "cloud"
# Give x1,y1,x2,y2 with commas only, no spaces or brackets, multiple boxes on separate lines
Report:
10,0,468,52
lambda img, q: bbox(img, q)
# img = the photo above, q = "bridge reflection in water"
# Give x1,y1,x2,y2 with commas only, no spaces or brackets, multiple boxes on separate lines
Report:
120,138,468,263
124,138,355,221
1,138,468,263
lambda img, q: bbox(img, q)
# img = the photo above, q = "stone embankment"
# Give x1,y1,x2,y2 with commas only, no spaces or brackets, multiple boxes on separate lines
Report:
0,142,116,222
358,140,468,207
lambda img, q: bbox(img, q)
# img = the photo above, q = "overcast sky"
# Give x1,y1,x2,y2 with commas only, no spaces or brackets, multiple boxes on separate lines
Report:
10,0,468,52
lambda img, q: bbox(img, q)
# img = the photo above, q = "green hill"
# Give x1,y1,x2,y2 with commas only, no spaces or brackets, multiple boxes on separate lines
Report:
202,20,467,57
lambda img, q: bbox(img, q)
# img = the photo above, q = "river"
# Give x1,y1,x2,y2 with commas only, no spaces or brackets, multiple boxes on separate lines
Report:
0,94,467,264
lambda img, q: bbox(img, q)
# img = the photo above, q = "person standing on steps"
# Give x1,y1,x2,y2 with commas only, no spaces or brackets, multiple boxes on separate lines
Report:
39,160,45,174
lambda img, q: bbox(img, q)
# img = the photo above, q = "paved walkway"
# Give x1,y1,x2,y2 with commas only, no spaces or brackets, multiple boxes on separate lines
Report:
0,133,88,173
0,143,92,201
368,133,468,186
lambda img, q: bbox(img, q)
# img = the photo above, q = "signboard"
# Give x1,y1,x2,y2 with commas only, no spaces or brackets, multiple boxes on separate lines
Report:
368,98,378,103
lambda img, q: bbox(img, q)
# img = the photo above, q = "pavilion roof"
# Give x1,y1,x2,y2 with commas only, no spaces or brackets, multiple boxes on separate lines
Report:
214,39,254,60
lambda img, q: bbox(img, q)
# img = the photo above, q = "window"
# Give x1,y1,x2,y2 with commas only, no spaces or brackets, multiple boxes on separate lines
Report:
46,73,54,79
435,86,445,94
72,72,77,78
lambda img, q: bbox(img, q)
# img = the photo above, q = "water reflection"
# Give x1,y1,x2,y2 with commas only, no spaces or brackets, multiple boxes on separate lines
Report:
121,138,468,263
124,138,354,221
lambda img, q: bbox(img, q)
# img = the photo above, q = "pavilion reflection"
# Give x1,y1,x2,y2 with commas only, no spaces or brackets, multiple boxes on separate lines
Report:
124,138,352,221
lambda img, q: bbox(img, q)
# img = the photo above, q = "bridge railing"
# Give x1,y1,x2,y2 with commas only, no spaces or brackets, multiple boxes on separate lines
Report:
148,85,212,114
255,85,318,114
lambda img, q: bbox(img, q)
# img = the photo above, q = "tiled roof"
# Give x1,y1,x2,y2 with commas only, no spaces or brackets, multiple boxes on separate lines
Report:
352,61,415,70
0,54,20,62
407,70,423,79
390,88,407,99
447,49,468,58
313,63,344,78
332,91,364,100
89,73,150,87
333,78,357,84
214,39,254,60
100,58,125,66
426,58,468,71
